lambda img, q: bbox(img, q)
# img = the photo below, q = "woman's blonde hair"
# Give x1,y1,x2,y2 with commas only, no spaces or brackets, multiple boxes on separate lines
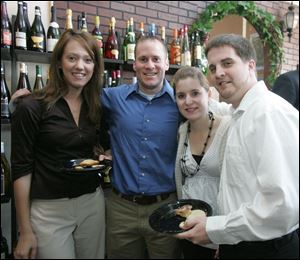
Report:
172,66,210,92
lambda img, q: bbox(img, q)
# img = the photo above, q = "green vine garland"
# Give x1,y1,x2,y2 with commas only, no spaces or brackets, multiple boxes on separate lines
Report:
190,1,284,87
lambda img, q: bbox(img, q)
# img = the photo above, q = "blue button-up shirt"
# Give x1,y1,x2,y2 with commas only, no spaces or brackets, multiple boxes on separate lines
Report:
101,80,180,195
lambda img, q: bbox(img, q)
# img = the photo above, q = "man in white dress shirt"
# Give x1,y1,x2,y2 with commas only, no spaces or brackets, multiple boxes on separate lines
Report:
176,34,299,259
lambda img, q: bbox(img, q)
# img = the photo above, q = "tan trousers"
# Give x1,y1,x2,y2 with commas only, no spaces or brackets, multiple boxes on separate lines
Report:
106,189,182,259
30,188,105,259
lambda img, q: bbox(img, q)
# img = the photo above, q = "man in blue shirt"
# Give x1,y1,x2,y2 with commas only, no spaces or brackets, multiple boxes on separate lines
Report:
102,36,182,258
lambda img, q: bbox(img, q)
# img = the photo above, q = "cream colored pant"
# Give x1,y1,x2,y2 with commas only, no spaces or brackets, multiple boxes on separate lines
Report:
30,188,105,259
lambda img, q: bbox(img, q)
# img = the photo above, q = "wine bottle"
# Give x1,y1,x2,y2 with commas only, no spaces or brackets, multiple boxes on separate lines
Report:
33,65,44,92
17,63,31,92
25,64,31,91
136,22,145,42
160,26,166,45
29,6,46,52
1,63,11,120
111,70,117,87
1,228,9,259
92,16,103,56
1,141,11,204
14,1,27,50
170,28,181,65
80,12,88,32
103,70,108,88
148,23,156,37
181,25,191,66
122,20,129,62
1,1,12,49
65,9,73,30
77,14,82,32
47,3,60,53
116,70,122,86
126,17,135,61
23,1,31,48
104,17,119,59
192,30,202,68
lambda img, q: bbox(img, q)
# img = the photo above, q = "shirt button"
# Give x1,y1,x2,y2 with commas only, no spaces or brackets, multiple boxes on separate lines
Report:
141,173,145,176
142,155,146,159
146,119,150,123
144,137,148,141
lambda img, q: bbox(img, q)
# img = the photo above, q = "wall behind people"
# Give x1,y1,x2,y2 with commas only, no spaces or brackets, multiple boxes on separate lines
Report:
54,1,298,73
4,1,299,74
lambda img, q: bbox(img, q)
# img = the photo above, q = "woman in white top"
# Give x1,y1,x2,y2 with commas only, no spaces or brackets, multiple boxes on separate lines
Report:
172,66,230,259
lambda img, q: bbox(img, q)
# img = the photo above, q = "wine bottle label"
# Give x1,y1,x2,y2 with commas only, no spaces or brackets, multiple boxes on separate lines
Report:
111,49,119,59
127,43,135,60
47,38,59,52
93,36,103,49
194,45,202,60
2,30,12,46
1,99,10,118
181,51,191,66
31,36,44,50
15,31,27,48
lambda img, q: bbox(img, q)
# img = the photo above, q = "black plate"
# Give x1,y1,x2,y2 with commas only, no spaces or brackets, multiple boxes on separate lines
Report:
63,158,112,174
149,199,212,234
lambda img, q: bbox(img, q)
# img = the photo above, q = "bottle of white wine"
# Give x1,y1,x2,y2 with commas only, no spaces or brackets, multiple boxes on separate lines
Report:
29,6,46,52
47,3,60,53
1,141,11,204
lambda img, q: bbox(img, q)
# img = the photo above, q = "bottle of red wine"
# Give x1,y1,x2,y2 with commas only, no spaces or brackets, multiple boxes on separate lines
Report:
1,63,11,120
47,3,60,53
29,6,46,52
17,63,31,92
14,1,27,50
1,1,12,49
1,141,11,204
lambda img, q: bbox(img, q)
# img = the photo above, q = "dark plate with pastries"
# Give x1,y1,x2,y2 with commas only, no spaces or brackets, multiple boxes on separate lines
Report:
149,199,212,234
63,158,112,174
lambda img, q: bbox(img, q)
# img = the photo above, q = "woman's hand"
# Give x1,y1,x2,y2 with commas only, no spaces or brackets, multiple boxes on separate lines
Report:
14,231,38,259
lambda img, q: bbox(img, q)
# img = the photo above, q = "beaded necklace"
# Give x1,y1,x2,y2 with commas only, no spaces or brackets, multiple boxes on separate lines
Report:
180,111,215,177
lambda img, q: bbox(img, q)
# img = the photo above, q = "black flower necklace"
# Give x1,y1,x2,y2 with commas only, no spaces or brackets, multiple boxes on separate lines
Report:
180,111,215,178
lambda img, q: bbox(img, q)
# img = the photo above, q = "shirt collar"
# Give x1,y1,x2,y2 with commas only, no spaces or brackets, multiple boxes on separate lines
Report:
125,79,176,102
233,80,267,116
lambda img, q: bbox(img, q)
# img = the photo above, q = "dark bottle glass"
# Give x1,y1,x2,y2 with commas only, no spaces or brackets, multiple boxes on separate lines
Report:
116,70,122,86
103,70,108,88
77,14,82,32
192,30,202,68
33,65,44,92
47,4,60,53
1,141,11,204
1,1,12,49
29,6,46,52
23,1,31,48
104,17,119,59
23,2,31,31
14,1,27,50
1,228,9,259
1,63,11,120
80,12,88,32
92,16,103,56
17,63,31,92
